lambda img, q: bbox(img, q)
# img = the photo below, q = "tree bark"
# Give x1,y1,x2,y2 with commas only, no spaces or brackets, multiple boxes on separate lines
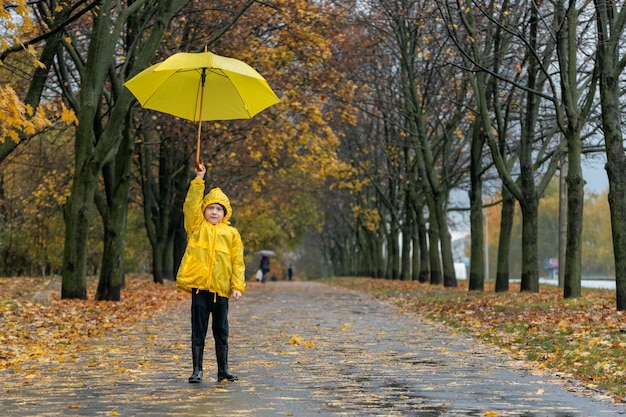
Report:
62,169,98,299
517,0,541,293
401,190,412,280
428,210,442,285
436,196,457,288
563,136,584,298
417,208,430,283
468,122,485,291
495,188,515,292
411,208,420,281
96,121,134,301
139,129,192,283
388,216,400,279
593,0,626,310
519,199,539,292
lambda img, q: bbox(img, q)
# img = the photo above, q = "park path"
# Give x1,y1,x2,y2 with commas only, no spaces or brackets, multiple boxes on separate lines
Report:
2,280,625,416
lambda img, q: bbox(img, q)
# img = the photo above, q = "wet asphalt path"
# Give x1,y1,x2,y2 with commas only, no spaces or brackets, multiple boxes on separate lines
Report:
2,281,625,416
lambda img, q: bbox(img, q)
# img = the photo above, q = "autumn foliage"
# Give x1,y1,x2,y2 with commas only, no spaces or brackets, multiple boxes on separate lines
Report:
0,274,186,370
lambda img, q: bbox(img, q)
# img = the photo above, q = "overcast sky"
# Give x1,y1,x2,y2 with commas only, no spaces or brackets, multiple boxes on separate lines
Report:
582,154,608,194
448,154,609,234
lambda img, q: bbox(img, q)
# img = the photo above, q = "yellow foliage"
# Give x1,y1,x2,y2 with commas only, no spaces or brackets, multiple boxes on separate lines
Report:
60,102,78,125
0,86,78,144
0,86,50,143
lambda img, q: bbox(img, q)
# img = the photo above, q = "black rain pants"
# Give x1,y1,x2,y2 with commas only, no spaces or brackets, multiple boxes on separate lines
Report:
191,289,229,349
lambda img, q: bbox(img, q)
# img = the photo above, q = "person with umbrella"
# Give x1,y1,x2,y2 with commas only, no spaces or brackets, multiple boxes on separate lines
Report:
176,163,246,383
259,255,270,284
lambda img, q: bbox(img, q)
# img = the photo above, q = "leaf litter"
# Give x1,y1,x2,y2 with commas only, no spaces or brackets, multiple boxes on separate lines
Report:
0,274,186,371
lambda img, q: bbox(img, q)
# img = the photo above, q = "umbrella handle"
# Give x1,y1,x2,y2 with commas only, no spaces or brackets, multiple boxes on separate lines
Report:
195,68,207,171
195,121,203,170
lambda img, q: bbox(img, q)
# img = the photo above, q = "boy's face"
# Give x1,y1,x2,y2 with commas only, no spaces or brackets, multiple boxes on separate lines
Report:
204,204,225,225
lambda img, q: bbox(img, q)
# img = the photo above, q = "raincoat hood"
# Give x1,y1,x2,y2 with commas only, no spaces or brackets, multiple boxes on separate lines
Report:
202,187,232,224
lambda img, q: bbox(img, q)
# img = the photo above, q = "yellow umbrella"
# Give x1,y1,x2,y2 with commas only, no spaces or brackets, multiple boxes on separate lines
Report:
124,49,280,168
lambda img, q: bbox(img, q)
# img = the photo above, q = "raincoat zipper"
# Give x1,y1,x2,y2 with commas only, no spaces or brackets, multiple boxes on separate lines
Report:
208,224,217,297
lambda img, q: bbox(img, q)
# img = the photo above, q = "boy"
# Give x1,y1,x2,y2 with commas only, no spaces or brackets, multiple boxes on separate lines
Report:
176,164,246,383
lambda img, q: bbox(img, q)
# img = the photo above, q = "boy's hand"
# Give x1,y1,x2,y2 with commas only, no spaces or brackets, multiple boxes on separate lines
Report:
196,164,206,179
232,290,242,300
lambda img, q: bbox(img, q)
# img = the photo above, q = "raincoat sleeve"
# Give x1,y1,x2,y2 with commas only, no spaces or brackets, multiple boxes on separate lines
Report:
183,178,205,233
230,228,246,294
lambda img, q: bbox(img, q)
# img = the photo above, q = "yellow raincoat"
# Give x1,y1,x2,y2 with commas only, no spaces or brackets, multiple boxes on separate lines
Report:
176,179,246,297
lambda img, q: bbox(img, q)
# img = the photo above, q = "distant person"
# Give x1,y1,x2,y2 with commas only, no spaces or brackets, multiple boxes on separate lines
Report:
176,163,246,384
259,255,270,283
288,264,293,281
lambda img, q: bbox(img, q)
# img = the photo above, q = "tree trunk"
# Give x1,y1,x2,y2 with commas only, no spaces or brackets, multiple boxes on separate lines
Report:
62,165,99,299
428,211,442,285
417,205,430,283
517,0,540,293
173,213,186,278
388,218,400,279
373,228,385,278
401,191,412,280
563,135,584,298
519,198,539,292
96,184,127,301
97,211,125,301
555,0,590,299
436,196,457,288
411,210,420,281
495,188,515,292
468,123,484,291
593,0,626,310
96,119,134,301
138,128,192,283
606,142,626,309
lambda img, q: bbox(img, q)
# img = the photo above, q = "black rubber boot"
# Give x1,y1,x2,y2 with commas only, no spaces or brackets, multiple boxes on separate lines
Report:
216,345,238,381
188,345,204,383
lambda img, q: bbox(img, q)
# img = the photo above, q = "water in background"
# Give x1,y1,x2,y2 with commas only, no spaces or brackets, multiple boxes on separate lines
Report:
539,277,615,290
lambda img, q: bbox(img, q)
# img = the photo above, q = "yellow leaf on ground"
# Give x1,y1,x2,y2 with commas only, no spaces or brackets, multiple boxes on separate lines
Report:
290,335,304,345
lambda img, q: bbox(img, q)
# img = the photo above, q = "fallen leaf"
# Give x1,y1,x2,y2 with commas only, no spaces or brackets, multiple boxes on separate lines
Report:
290,334,304,345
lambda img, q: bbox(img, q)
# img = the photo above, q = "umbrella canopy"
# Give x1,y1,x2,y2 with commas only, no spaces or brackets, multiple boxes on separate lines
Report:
124,50,280,167
257,250,277,257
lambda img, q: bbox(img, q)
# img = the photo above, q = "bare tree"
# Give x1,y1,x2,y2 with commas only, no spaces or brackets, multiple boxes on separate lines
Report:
593,0,626,309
